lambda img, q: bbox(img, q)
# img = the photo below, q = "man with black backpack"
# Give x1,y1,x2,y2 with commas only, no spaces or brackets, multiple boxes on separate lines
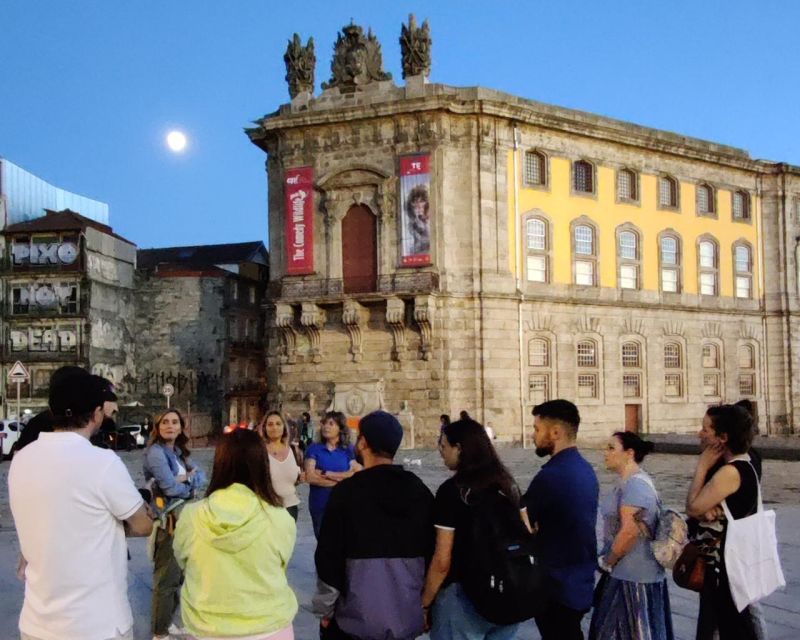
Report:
523,400,599,640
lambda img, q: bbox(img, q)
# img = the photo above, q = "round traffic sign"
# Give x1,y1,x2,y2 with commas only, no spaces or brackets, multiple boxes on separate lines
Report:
162,383,175,397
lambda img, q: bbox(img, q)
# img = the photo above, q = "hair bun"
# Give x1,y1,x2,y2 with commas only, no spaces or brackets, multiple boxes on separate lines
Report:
643,440,655,455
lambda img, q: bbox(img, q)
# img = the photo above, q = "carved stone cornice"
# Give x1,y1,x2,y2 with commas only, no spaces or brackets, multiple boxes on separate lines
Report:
275,303,297,364
342,299,369,362
385,297,406,362
300,302,326,363
413,295,435,360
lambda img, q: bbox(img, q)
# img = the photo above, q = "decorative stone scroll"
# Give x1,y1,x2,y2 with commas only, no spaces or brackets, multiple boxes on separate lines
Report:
342,299,369,362
300,302,326,364
284,33,316,99
275,303,297,364
385,297,407,362
322,22,392,90
400,14,431,79
413,295,435,360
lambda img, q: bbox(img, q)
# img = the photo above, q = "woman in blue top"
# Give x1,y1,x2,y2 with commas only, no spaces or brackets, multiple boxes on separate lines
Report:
589,431,674,640
143,409,198,640
303,411,360,538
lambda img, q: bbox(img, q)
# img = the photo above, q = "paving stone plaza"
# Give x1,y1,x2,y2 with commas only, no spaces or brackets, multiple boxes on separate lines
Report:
0,445,798,639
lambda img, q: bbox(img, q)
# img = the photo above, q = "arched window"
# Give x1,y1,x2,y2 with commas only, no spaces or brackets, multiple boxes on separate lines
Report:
622,341,643,398
573,223,597,286
734,243,753,298
664,341,684,398
525,217,548,283
524,151,547,187
696,183,715,216
698,238,718,296
659,233,681,293
573,160,595,194
576,339,599,398
617,168,638,202
738,344,756,396
659,175,679,208
528,337,552,405
617,229,639,290
733,191,751,221
702,342,722,398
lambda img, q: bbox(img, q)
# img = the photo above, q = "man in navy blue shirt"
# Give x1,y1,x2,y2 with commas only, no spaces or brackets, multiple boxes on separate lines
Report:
523,400,599,640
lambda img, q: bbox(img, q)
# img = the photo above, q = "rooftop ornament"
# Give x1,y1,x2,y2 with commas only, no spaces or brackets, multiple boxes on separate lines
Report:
400,14,431,79
322,22,392,91
284,33,316,99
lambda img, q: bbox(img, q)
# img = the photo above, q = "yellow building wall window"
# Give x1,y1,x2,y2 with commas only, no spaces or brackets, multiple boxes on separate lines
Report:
508,150,760,297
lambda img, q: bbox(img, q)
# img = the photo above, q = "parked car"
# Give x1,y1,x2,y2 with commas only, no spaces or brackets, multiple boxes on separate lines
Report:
0,420,22,460
91,426,138,451
119,424,146,448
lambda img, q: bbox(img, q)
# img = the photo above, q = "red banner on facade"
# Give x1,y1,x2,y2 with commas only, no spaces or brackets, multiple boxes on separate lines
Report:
399,154,432,267
284,167,314,275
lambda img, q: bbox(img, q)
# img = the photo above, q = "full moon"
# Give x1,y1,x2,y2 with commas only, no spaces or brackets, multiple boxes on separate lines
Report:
166,130,187,152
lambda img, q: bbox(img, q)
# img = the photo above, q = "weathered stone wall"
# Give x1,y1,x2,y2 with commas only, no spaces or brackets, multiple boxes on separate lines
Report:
132,273,226,428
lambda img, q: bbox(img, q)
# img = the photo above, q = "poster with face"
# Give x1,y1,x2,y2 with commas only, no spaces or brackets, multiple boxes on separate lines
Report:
399,154,432,266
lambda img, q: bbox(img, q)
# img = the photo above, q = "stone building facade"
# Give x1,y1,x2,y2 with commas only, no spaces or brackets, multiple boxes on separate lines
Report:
248,22,800,445
134,242,268,431
0,210,136,416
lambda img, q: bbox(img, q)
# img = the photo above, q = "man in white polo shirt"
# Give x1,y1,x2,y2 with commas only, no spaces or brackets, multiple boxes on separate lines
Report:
9,368,153,640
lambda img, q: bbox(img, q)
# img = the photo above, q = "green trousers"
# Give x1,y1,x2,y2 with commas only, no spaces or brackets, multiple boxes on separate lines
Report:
151,526,183,635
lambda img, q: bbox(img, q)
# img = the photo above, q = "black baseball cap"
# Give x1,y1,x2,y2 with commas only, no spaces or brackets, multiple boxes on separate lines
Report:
49,368,106,418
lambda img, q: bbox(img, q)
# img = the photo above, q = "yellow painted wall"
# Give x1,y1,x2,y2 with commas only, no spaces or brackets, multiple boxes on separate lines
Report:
507,152,760,297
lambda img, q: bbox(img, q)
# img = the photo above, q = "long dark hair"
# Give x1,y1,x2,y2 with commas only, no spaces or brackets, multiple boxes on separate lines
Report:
148,409,191,459
441,419,518,505
705,404,754,455
206,429,282,507
315,410,352,448
613,431,655,463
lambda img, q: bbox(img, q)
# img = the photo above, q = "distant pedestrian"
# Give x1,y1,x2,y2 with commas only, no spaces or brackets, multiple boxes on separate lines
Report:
9,368,152,640
313,410,434,640
422,419,529,640
144,409,201,640
300,411,315,450
304,411,361,538
686,405,766,640
439,414,451,434
257,411,304,520
173,428,298,639
589,432,674,640
523,400,599,640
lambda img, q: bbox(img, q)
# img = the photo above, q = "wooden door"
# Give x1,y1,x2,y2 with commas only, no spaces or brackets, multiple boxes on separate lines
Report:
342,204,377,294
624,404,641,433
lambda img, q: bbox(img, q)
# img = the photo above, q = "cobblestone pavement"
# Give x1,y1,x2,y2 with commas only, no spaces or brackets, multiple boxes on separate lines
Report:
1,446,798,639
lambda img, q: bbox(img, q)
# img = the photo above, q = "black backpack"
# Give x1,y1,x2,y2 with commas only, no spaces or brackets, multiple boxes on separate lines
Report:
458,487,546,624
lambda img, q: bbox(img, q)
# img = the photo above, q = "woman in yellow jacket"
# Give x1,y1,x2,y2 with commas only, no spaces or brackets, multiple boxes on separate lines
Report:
174,428,298,639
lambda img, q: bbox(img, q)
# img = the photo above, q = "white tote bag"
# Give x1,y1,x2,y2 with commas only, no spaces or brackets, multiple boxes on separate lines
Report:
721,463,785,612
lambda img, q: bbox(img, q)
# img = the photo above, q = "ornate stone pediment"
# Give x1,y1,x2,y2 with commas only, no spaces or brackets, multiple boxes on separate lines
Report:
322,23,392,91
327,379,386,417
319,166,393,224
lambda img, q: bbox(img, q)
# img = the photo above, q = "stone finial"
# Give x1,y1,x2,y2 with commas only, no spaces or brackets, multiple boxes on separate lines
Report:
284,33,316,99
322,22,392,90
400,14,431,79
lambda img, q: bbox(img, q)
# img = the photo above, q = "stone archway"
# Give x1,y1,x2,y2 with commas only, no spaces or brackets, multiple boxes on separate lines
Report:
342,204,377,293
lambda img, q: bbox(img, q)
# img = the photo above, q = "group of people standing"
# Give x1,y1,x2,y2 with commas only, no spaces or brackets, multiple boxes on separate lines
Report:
7,362,776,640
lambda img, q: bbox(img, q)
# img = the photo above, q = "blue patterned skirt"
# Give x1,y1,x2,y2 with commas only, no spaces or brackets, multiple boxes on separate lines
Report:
588,573,674,640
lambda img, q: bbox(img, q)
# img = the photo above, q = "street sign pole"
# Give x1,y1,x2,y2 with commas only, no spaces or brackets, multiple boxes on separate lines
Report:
7,361,30,420
162,384,175,409
16,381,21,423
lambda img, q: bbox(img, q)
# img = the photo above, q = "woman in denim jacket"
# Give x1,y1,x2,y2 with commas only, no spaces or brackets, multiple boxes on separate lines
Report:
143,409,196,640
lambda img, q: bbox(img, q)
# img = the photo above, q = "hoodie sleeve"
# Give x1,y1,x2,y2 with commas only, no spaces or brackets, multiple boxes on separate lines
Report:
313,483,348,615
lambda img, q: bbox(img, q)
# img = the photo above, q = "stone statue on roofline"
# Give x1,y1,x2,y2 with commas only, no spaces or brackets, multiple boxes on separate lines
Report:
322,22,392,91
284,33,315,99
400,14,431,79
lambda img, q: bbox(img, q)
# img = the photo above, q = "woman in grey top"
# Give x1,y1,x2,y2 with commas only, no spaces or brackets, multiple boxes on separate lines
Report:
589,431,674,640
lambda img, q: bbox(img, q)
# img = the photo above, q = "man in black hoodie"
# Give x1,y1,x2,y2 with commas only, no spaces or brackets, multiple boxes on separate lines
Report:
313,410,435,640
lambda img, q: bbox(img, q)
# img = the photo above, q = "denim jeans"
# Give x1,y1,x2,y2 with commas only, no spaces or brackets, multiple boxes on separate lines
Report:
430,583,520,640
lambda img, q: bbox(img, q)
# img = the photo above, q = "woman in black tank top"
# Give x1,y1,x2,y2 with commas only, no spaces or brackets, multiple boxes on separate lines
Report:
686,404,762,640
